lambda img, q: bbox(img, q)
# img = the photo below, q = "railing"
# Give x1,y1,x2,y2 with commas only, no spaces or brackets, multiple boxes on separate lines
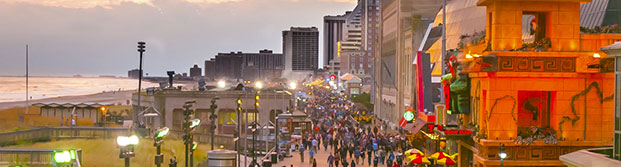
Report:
0,127,130,146
0,148,82,167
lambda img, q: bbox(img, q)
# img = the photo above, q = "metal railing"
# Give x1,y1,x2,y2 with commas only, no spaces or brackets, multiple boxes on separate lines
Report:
0,148,82,167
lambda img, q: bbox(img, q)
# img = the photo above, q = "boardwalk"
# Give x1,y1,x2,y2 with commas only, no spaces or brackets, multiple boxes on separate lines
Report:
273,146,388,167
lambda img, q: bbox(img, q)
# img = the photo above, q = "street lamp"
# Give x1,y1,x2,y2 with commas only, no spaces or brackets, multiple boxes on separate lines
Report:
498,144,507,167
218,80,226,88
255,81,263,89
209,97,220,150
154,127,170,167
117,135,139,167
288,82,297,90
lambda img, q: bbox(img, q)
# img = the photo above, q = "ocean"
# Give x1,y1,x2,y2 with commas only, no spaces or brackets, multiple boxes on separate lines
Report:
0,76,158,102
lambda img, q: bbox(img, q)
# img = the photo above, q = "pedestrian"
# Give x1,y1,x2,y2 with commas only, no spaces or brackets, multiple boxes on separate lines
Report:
299,143,306,163
328,153,335,167
323,137,329,151
350,160,356,167
360,148,366,165
373,156,378,167
309,148,315,164
312,138,318,151
335,153,341,167
392,161,400,167
342,159,349,167
313,158,317,167
354,147,360,164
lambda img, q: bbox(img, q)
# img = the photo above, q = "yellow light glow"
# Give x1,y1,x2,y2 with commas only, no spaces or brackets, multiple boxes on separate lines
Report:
465,54,473,59
473,54,481,58
255,82,263,89
217,80,226,88
593,53,601,58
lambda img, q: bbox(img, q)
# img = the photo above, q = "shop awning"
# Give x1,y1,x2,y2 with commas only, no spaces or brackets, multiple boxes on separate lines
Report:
405,118,428,134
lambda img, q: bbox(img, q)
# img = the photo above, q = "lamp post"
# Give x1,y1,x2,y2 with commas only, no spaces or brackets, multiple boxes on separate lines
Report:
154,127,170,167
253,92,260,162
136,41,146,127
209,97,220,150
182,101,198,167
498,144,507,167
117,135,139,167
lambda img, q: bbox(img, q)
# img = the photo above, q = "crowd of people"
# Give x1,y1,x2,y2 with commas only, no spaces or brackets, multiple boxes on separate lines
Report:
286,87,419,167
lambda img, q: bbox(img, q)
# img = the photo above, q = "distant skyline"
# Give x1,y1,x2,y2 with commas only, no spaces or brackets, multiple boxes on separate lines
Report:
0,0,356,77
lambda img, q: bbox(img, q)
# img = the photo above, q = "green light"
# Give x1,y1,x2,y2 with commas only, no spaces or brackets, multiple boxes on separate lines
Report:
54,151,71,163
190,119,201,128
69,150,76,160
404,111,414,122
191,142,198,151
156,127,170,138
446,110,453,115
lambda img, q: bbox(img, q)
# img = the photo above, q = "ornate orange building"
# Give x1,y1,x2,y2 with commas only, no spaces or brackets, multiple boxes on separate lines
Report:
455,0,621,166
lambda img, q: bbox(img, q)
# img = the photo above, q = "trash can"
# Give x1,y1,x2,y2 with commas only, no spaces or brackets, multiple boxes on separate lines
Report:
206,149,236,167
262,160,272,167
270,152,278,163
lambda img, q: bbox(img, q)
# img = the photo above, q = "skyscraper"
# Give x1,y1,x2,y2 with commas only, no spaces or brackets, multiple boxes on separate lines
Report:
189,64,202,78
282,27,319,72
324,14,348,67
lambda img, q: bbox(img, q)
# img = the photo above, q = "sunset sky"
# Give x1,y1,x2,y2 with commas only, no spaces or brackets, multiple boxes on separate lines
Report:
0,0,355,76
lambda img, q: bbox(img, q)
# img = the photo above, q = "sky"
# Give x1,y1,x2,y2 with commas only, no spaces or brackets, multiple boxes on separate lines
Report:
0,0,356,77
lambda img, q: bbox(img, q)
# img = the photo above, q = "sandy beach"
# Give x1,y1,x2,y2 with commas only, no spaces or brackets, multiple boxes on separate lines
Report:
0,90,134,110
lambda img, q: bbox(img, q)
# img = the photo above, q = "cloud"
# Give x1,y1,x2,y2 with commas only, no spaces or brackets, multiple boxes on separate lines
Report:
0,0,355,76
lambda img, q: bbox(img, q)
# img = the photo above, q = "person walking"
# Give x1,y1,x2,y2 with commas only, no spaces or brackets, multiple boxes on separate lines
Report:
341,159,349,167
334,152,341,167
312,138,318,151
354,147,360,164
299,143,306,163
328,153,335,167
309,148,315,164
350,160,356,167
312,158,317,167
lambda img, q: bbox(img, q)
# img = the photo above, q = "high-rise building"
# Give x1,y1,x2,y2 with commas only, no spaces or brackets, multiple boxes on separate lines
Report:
204,59,216,81
127,69,141,79
204,50,283,81
282,27,319,72
324,14,348,66
189,64,202,78
240,49,284,81
373,0,442,128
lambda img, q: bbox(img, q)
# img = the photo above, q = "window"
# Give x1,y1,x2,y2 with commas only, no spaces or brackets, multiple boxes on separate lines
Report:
218,110,237,125
360,64,363,68
360,58,363,62
522,12,547,44
368,64,372,68
517,91,552,132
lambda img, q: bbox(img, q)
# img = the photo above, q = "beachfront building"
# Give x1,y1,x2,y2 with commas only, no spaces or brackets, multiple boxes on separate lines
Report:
444,0,621,166
32,102,113,126
132,86,293,136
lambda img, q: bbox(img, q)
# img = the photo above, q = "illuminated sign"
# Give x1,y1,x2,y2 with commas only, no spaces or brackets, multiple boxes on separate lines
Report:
426,124,472,136
404,110,415,122
443,130,473,135
329,74,337,81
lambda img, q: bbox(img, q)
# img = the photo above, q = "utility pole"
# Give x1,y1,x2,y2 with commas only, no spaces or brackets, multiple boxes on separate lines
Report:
235,97,242,167
137,42,146,127
440,0,447,104
253,92,260,163
25,45,28,114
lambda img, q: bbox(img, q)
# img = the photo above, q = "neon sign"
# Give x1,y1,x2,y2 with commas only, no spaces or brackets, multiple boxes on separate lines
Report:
426,124,472,135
